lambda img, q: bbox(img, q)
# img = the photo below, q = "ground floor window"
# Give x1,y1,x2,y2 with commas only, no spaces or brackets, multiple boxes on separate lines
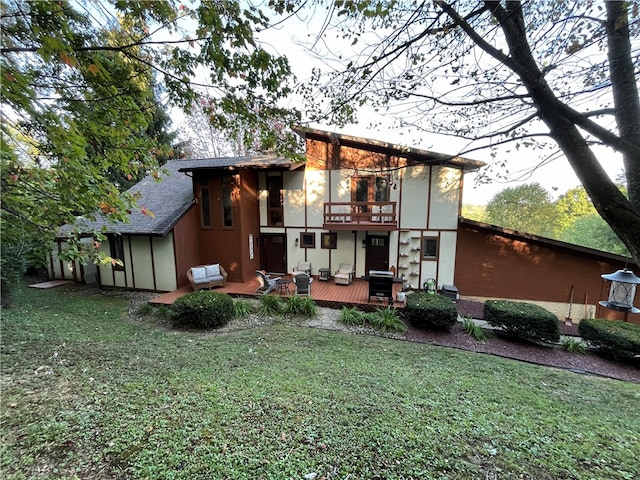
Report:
422,237,438,259
108,235,125,270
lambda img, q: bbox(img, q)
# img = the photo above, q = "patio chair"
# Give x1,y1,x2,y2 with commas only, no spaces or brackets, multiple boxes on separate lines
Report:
294,273,312,297
334,263,355,285
292,261,312,276
255,270,281,295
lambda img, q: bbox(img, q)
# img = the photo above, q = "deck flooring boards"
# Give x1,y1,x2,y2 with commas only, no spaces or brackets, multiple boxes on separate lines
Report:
150,276,405,310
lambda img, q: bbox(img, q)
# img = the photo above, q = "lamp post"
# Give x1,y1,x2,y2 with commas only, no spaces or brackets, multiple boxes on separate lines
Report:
599,268,640,314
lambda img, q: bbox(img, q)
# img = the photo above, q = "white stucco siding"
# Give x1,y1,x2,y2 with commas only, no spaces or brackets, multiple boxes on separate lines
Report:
333,232,358,273
129,236,154,289
437,230,457,287
305,170,328,228
428,167,461,230
419,262,438,291
97,242,114,287
332,170,351,201
387,231,399,274
287,228,309,273
399,166,429,229
258,173,268,225
48,241,73,280
113,269,126,288
152,234,177,291
283,171,305,227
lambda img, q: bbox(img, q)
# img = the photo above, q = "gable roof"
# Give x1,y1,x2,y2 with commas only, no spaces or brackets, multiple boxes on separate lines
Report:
60,160,193,237
295,127,486,172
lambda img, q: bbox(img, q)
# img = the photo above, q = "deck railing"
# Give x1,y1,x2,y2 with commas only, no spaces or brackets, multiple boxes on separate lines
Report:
323,201,397,230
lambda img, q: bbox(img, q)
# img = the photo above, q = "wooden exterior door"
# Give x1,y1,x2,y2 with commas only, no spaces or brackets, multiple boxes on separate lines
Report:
365,234,389,273
261,233,287,274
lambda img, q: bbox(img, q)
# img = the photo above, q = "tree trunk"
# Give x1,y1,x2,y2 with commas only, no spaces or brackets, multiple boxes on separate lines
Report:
606,1,640,208
479,1,640,265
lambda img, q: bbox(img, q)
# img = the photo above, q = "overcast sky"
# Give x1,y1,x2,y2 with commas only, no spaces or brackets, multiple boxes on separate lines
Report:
172,4,625,206
253,8,626,206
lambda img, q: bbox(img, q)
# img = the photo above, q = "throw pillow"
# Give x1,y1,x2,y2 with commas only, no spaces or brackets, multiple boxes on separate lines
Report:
205,264,220,277
191,267,206,281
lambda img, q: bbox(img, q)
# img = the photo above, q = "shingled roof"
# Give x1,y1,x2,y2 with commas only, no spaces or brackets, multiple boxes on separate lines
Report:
60,156,297,237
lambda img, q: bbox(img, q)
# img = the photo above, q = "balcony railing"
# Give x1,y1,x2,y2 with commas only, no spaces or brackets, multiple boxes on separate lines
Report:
323,201,397,230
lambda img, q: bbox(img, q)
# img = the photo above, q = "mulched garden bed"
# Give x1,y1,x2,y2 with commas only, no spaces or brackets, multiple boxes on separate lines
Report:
418,298,640,383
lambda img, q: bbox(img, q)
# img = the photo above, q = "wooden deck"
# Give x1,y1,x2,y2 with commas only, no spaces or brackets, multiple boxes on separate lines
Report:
150,276,406,311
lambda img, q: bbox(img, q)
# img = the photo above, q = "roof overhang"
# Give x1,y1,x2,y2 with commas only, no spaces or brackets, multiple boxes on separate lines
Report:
294,126,486,172
177,155,304,173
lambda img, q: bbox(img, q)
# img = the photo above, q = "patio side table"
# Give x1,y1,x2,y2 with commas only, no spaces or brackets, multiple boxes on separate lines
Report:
276,277,291,294
318,268,331,281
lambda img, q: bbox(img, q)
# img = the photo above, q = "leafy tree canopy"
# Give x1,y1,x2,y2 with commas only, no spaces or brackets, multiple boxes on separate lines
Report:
554,186,598,233
563,214,630,257
277,0,640,264
1,0,301,275
477,182,628,256
485,183,558,238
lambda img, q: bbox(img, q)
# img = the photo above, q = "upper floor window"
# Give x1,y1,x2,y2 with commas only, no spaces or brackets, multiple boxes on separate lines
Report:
222,175,233,228
267,174,284,226
199,178,211,228
352,176,389,210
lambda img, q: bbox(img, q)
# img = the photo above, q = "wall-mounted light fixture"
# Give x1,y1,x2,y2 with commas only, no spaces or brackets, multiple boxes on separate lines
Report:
599,268,640,314
294,238,299,247
362,239,366,248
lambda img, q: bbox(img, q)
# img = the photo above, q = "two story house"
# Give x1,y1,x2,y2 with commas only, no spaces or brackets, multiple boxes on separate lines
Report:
50,127,485,293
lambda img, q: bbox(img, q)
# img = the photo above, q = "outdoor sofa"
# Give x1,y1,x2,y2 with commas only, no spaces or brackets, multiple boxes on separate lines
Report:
187,264,228,290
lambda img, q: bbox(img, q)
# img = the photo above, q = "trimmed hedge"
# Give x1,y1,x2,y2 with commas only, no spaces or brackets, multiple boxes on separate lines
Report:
405,292,457,331
579,318,640,360
484,300,560,343
170,290,235,329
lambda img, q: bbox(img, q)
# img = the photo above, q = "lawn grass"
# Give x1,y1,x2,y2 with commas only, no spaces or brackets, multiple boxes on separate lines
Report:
2,283,639,479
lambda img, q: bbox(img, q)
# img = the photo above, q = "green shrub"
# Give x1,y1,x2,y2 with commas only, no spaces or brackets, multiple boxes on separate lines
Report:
233,298,253,318
367,306,407,333
484,300,560,343
135,303,153,316
155,305,169,319
405,293,457,331
560,336,587,355
284,295,318,317
338,307,366,326
259,294,283,317
578,318,640,360
462,317,487,342
170,291,235,329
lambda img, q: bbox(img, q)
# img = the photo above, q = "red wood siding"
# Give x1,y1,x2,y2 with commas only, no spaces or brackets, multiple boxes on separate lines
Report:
173,206,200,288
193,171,261,284
455,220,638,321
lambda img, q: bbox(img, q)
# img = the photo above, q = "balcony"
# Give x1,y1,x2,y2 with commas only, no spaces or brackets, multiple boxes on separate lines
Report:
323,201,397,231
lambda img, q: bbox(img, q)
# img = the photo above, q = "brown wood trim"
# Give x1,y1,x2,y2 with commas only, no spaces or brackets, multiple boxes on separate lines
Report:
149,236,157,291
57,242,65,280
304,173,308,261
111,254,116,286
172,230,179,288
426,165,433,230
126,235,132,288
